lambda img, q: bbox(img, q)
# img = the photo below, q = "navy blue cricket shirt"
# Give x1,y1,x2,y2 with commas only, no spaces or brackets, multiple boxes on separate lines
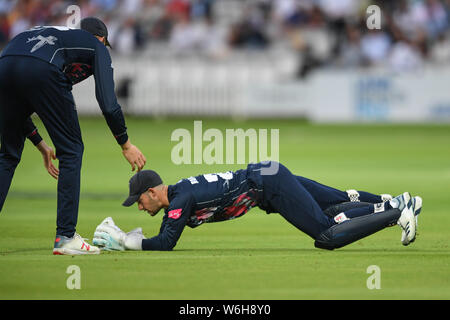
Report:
142,163,268,251
0,26,128,145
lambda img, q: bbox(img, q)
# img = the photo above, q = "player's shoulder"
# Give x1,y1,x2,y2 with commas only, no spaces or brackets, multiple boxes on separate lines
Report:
21,26,81,36
168,181,196,202
21,26,98,46
64,28,100,47
165,184,196,218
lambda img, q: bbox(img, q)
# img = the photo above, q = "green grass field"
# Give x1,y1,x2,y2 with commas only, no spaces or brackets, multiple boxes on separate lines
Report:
0,117,449,300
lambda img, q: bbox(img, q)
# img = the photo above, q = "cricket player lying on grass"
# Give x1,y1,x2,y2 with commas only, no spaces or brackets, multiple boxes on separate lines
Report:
93,161,422,251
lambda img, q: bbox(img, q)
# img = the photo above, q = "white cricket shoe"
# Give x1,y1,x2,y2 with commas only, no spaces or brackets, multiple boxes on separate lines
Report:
390,192,410,211
53,233,100,255
401,196,422,245
413,196,423,217
391,192,416,246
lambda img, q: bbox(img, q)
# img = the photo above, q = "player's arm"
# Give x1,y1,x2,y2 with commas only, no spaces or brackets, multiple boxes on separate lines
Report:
142,194,195,251
93,195,194,251
93,210,190,252
120,139,146,172
93,43,146,171
24,117,59,179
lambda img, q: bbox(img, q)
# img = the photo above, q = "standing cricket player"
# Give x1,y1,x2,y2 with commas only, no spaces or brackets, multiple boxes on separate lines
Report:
0,17,146,255
92,161,422,251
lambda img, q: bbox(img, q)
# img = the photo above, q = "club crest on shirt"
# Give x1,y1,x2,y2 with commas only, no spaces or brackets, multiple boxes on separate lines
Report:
26,35,58,53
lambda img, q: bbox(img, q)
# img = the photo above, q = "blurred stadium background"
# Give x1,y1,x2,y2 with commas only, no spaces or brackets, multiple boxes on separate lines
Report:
1,0,450,121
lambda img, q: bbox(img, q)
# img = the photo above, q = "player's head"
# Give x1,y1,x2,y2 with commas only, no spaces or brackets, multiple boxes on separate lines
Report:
122,170,165,216
80,17,112,48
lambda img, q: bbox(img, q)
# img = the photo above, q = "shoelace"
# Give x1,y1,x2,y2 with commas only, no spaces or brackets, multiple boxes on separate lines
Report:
75,233,91,243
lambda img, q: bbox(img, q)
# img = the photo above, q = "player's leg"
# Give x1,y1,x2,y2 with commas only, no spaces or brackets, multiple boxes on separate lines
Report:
315,208,401,250
291,176,386,218
260,162,334,239
314,192,418,249
0,117,28,212
258,162,418,248
26,62,98,254
0,58,30,212
35,94,83,239
294,175,387,210
0,114,28,212
21,59,84,239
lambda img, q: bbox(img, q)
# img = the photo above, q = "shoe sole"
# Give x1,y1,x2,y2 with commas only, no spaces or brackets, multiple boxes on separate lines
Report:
402,192,412,211
409,196,422,244
53,248,100,255
397,192,413,245
401,202,416,246
414,196,422,216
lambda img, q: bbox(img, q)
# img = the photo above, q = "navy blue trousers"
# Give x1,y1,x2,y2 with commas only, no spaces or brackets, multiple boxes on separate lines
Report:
0,56,82,237
260,162,382,240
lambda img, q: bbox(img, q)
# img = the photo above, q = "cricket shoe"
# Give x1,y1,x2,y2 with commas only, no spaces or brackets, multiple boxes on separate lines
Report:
413,196,422,217
53,233,100,255
390,192,416,246
389,192,410,212
401,196,422,245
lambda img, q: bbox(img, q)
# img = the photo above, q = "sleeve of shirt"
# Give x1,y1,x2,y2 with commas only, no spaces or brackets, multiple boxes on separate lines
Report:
93,43,128,145
142,193,195,251
23,117,42,146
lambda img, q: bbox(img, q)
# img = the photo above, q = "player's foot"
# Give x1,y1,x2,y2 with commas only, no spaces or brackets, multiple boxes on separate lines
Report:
381,194,393,202
413,196,422,217
389,192,410,211
391,192,416,246
402,196,422,244
93,217,126,251
53,233,100,255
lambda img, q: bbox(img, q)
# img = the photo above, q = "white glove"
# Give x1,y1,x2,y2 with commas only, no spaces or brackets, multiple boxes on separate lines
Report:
93,217,126,251
124,227,145,251
93,217,145,251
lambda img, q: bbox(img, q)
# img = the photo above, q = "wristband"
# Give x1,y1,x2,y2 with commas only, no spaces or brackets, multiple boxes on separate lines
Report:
115,132,128,145
27,129,43,146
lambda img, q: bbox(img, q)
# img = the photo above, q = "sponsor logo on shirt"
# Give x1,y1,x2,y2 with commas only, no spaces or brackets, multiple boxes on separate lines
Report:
168,208,182,219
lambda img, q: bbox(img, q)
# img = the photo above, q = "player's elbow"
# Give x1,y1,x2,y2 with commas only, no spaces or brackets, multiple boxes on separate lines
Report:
102,107,119,119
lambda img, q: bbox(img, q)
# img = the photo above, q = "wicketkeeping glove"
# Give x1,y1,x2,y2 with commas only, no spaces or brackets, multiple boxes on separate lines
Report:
124,227,146,250
93,217,145,251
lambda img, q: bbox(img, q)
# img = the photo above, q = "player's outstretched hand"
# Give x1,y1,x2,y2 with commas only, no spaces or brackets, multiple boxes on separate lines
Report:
124,227,145,250
36,140,59,180
121,140,146,172
93,217,145,251
93,217,126,251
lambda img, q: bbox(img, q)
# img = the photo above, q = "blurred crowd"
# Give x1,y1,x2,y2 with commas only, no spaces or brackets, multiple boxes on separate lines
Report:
1,0,450,75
